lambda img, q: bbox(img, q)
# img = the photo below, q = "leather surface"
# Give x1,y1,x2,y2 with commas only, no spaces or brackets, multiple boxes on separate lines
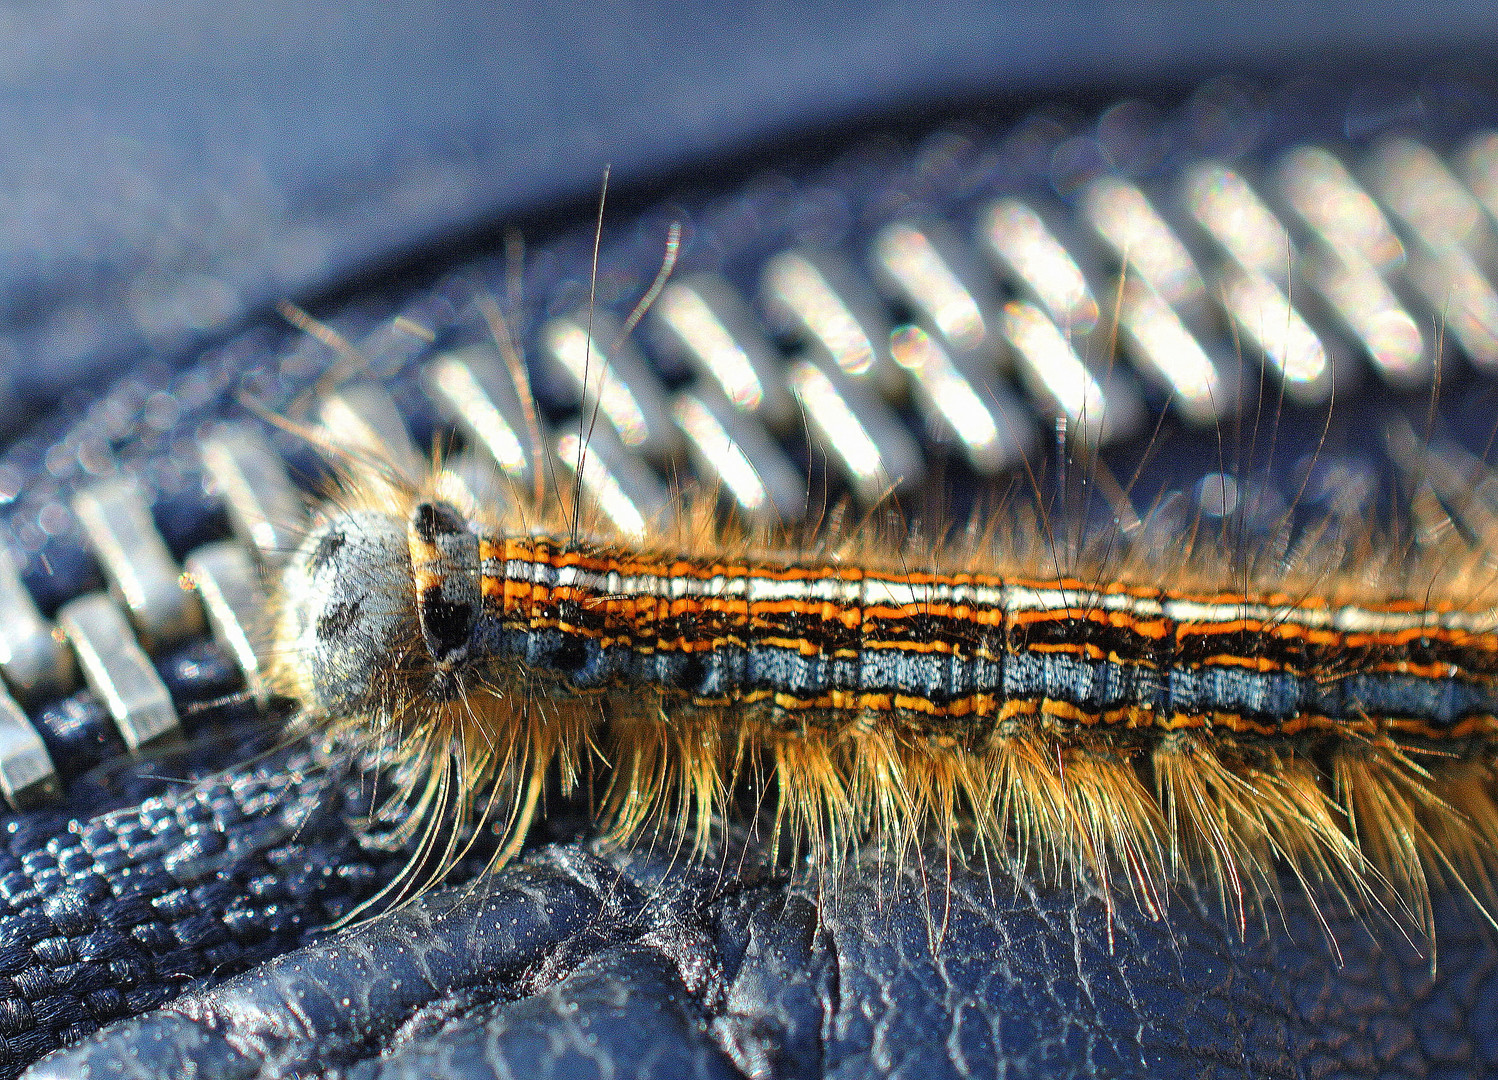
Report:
24,830,1498,1079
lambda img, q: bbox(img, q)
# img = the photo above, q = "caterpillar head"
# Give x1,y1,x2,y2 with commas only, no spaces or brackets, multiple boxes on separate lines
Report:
276,501,480,716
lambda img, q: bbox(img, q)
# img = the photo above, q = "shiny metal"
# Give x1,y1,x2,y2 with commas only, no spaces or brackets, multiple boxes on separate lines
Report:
357,313,436,375
760,250,900,394
184,542,269,702
1273,146,1426,386
423,344,543,487
1405,246,1498,368
1386,420,1498,542
1372,137,1493,256
1000,300,1141,446
871,221,999,363
0,545,72,704
652,275,795,428
58,593,181,752
317,379,425,481
1302,248,1428,387
979,199,1099,334
1383,417,1469,549
888,325,1032,475
671,386,806,525
1184,162,1294,280
200,424,305,564
438,450,516,511
1278,146,1404,270
542,311,682,463
1081,177,1204,307
1115,278,1231,424
788,355,923,504
1459,131,1498,235
1217,267,1332,403
554,420,670,539
73,478,204,650
0,686,58,810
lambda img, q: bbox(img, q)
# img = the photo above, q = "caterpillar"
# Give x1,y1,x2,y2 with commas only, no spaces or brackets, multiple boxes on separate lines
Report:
267,412,1498,945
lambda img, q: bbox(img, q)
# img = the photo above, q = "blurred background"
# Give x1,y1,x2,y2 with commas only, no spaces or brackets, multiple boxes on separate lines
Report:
10,0,1498,403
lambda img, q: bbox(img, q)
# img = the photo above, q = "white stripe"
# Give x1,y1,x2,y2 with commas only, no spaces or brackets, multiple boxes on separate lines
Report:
617,573,661,597
971,584,1004,607
504,559,541,583
747,576,806,602
712,575,747,597
863,579,930,608
1004,586,1082,613
1163,598,1250,624
493,546,1498,634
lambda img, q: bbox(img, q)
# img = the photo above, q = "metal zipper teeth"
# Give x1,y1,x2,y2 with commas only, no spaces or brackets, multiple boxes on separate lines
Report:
6,95,1498,807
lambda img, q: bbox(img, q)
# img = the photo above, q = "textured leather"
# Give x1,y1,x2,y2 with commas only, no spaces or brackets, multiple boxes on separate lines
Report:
22,819,1498,1079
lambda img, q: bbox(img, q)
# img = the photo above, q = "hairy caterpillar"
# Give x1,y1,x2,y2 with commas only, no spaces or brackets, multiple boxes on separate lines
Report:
267,413,1498,945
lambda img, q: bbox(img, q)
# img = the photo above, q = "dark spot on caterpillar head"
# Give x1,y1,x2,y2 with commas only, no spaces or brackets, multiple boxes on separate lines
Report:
317,599,364,641
412,501,466,543
306,530,346,575
418,589,475,660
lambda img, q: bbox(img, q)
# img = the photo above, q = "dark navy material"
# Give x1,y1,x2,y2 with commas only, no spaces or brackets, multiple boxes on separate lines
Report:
499,615,1498,729
1168,667,1300,722
1342,672,1495,726
26,838,1498,1080
30,697,126,781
